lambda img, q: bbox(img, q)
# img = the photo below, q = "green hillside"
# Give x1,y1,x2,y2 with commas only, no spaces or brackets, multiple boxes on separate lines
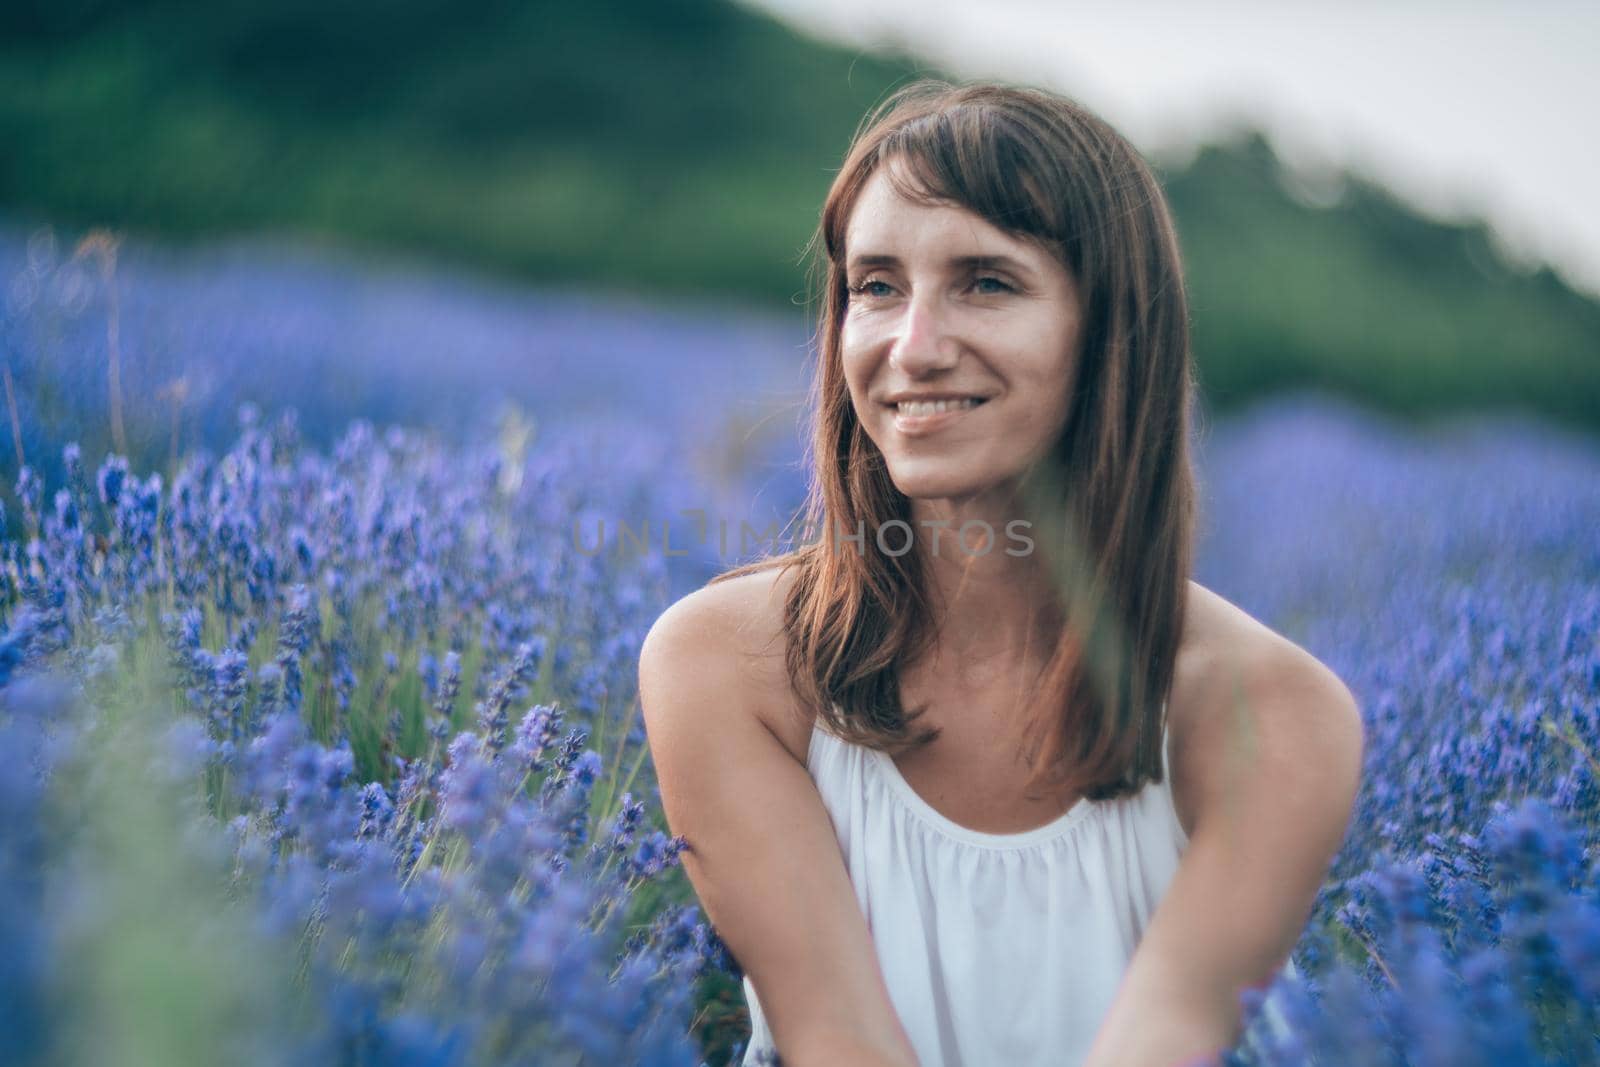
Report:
1160,133,1600,431
2,0,1596,431
0,0,922,298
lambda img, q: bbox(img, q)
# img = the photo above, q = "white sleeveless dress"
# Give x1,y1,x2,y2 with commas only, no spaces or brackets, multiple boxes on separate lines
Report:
740,704,1299,1066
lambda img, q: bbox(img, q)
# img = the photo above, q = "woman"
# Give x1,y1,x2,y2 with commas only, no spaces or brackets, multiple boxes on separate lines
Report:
639,80,1364,1067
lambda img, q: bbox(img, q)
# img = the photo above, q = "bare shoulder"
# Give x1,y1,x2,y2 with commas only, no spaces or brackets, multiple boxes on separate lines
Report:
638,562,816,765
1166,580,1366,839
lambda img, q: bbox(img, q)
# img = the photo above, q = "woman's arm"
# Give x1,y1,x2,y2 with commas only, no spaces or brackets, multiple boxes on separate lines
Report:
1081,639,1364,1067
639,582,920,1067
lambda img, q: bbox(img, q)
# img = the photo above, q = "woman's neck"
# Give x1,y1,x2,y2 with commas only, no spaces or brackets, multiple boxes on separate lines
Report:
913,550,1064,685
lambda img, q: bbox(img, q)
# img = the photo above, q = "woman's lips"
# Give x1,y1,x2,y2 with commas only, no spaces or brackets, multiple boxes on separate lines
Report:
889,399,988,437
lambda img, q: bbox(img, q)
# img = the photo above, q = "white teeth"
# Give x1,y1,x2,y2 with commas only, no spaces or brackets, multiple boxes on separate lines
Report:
897,398,982,417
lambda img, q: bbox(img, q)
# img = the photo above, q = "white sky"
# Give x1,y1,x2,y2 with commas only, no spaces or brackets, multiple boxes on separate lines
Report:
750,0,1600,298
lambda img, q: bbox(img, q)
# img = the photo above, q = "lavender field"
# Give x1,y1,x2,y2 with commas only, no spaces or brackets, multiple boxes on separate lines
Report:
2,225,1599,1066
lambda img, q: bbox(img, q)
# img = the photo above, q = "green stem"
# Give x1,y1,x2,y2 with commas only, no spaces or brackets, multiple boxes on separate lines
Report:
1540,715,1600,780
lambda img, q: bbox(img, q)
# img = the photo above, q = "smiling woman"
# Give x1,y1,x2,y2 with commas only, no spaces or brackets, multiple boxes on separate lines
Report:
639,79,1362,1067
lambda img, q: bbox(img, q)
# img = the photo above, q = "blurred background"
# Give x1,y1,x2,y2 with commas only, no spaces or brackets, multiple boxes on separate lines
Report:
2,0,1598,533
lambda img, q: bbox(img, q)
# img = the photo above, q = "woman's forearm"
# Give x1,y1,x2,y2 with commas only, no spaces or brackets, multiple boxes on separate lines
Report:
784,1028,920,1067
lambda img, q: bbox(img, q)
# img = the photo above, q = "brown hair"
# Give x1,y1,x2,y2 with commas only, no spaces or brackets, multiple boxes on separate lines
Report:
713,79,1199,802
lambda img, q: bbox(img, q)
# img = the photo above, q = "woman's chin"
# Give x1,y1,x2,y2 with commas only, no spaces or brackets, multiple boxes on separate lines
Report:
887,456,1023,499
889,473,990,504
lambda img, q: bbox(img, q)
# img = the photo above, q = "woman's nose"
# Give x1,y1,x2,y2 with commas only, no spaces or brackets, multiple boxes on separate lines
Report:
889,292,959,374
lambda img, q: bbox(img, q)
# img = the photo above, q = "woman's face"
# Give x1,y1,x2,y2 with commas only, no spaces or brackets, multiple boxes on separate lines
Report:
839,160,1083,507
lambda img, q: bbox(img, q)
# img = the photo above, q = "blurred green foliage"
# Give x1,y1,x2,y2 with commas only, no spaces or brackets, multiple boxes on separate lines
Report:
1161,135,1600,434
2,0,1596,432
0,0,906,300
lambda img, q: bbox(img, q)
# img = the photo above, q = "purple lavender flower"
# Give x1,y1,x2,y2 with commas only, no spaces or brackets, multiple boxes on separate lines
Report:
96,454,129,510
13,466,41,535
510,703,564,776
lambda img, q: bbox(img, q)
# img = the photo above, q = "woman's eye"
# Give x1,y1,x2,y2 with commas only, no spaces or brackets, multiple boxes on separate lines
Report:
847,276,1011,299
849,279,893,298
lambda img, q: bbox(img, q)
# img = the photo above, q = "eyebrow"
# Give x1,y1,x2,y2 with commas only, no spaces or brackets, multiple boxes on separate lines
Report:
845,253,1038,277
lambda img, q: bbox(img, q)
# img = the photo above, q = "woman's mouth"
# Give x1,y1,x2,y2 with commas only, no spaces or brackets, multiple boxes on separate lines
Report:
889,397,989,436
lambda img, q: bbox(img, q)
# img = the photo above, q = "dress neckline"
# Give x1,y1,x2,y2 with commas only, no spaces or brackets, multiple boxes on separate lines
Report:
867,745,1095,851
818,699,1174,852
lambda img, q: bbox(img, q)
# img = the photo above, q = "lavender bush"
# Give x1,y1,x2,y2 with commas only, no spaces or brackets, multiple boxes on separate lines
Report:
0,222,811,526
1197,398,1600,1065
0,413,736,1066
